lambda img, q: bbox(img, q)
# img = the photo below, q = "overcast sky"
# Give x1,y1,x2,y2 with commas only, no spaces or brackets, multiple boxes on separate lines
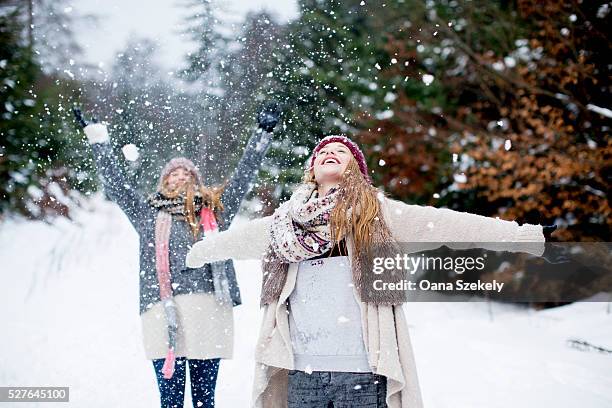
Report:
72,0,299,70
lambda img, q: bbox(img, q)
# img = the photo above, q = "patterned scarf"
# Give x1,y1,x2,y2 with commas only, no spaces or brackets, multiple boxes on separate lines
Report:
147,191,205,217
260,182,407,307
260,183,336,306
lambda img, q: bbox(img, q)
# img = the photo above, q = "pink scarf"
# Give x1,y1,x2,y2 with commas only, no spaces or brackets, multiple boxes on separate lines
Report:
155,207,218,379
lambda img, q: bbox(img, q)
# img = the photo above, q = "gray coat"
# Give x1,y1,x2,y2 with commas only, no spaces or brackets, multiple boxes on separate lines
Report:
91,129,272,314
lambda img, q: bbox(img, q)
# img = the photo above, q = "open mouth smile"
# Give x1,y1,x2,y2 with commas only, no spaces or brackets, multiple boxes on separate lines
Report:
322,157,341,165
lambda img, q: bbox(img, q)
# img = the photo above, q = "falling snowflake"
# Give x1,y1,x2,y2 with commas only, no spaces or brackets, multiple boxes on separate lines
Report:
122,144,140,162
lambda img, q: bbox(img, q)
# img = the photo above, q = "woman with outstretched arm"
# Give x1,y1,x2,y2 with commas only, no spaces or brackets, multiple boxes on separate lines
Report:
186,135,558,408
76,105,279,408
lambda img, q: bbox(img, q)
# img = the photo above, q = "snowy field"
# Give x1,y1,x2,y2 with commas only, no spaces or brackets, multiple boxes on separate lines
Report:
1,195,611,407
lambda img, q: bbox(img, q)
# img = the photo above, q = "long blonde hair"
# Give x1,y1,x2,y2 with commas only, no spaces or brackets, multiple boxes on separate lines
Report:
303,158,392,257
160,176,224,239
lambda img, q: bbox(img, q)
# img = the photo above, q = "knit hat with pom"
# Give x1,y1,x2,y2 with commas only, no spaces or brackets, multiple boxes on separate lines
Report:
157,157,203,190
308,135,371,183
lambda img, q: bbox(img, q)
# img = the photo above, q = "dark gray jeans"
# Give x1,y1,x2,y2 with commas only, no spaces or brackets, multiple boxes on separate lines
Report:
287,370,387,408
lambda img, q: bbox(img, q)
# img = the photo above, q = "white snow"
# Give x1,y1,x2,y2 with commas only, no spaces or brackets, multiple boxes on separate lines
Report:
453,173,467,183
597,3,610,19
503,56,516,68
62,69,75,79
384,92,397,103
587,104,612,119
1,195,611,407
121,144,140,162
375,110,394,120
492,61,505,71
422,74,434,86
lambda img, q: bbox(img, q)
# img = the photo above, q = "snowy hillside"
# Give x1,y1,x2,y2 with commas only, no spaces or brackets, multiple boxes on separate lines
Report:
1,195,611,407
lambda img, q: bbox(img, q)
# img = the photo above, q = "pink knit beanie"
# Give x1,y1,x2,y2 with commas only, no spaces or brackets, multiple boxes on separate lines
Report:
157,157,203,190
308,135,371,183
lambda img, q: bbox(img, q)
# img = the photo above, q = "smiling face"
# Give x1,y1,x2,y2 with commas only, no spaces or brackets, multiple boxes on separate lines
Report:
312,142,354,185
165,167,193,191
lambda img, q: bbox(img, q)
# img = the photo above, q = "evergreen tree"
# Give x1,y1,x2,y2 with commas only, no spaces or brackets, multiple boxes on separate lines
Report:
105,38,202,194
178,0,228,182
0,6,88,218
214,11,284,202
180,0,220,83
258,0,400,200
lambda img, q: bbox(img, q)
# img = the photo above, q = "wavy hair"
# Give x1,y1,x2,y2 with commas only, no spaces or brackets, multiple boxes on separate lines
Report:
303,157,393,257
160,176,224,239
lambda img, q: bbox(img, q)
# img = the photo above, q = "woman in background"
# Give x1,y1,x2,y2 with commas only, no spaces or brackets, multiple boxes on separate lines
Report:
77,105,279,408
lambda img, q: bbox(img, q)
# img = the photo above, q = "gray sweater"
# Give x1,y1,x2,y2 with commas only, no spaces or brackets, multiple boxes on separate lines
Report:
289,255,371,373
91,129,272,314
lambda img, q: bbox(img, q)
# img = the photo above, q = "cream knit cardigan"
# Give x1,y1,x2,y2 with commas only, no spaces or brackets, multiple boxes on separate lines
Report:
186,197,545,408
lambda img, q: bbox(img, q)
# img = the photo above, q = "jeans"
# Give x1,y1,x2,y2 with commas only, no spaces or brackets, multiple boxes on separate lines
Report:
152,357,220,408
287,370,387,408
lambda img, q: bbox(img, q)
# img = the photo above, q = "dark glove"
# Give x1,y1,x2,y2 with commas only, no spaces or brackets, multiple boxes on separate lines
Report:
73,107,107,144
257,101,281,133
543,224,558,241
72,107,99,129
540,224,569,264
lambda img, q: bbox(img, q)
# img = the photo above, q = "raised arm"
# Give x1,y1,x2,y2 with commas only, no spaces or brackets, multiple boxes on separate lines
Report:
80,119,149,229
219,129,272,226
383,197,545,256
219,104,279,227
186,216,272,268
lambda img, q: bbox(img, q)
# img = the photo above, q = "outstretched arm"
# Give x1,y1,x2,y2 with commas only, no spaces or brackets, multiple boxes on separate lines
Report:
186,216,272,268
219,103,280,228
75,109,148,228
383,198,545,256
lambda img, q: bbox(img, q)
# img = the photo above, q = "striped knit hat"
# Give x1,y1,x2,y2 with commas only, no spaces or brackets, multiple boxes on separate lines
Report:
308,135,371,183
157,157,203,190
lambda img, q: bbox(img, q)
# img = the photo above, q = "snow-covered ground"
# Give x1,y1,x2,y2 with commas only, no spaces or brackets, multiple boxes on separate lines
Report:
1,195,611,407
